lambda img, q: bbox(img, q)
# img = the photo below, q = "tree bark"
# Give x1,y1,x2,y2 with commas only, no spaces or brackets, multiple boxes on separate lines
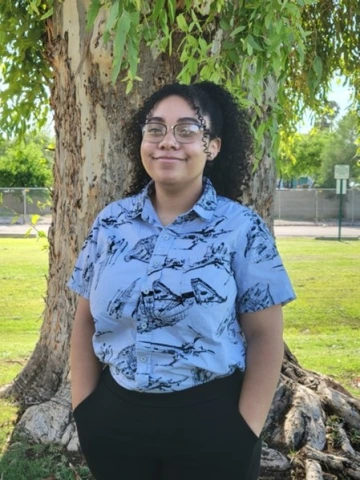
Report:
2,1,359,478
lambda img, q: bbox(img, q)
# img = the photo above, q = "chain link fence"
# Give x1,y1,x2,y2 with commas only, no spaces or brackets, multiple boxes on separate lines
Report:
1,187,359,224
0,188,52,223
274,188,360,224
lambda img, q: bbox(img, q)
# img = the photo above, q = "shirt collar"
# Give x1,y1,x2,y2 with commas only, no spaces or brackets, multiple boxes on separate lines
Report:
126,177,217,222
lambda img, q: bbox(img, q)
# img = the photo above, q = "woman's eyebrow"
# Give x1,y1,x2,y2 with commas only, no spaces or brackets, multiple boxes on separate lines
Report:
147,116,200,124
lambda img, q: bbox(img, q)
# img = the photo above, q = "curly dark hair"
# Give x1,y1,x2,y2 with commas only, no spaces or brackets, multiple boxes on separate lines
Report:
124,81,252,200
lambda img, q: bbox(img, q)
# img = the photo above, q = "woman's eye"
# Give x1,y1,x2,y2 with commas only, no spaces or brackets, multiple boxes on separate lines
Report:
177,125,198,137
144,124,166,137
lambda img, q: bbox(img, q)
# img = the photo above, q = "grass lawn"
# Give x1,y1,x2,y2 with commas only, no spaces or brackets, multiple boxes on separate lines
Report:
278,238,360,396
0,238,47,386
0,236,359,478
0,238,48,452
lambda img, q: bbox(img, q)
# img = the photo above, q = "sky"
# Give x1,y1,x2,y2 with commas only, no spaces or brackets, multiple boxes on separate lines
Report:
297,76,354,133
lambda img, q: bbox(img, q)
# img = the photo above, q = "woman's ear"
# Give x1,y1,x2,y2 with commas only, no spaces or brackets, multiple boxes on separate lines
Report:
208,138,222,162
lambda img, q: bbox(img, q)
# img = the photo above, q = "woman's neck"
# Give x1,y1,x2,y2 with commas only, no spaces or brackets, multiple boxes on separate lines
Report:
151,181,203,226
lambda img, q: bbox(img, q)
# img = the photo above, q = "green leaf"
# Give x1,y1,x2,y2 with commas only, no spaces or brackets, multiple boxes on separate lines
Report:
220,18,230,31
152,0,165,21
230,25,246,37
186,35,197,48
246,41,253,56
86,0,101,30
167,0,176,23
180,47,189,63
105,1,120,34
272,55,281,78
200,64,212,80
132,0,141,9
210,70,221,83
190,10,201,32
125,79,133,94
199,38,208,52
28,1,40,15
247,35,263,52
37,230,47,239
188,57,198,75
30,214,40,225
127,37,138,78
313,56,323,80
159,10,169,33
111,10,132,84
265,13,272,29
176,14,188,32
40,8,54,20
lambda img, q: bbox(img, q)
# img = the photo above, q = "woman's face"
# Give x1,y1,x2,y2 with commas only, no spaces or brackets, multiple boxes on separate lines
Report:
140,95,220,193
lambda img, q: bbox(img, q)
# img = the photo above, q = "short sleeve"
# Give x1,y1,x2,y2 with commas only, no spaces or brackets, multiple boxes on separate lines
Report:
67,216,100,299
234,212,296,314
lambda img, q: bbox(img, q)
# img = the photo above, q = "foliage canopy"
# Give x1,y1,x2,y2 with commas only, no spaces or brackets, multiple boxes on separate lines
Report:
0,0,359,160
278,111,359,187
319,112,359,187
0,132,54,187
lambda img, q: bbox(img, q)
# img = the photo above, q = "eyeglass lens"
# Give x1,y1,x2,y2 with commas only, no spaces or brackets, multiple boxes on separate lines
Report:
142,123,202,143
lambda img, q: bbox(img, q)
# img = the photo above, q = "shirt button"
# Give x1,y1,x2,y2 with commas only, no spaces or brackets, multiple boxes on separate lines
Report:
140,322,147,329
153,260,160,267
140,356,147,363
163,234,169,240
143,289,149,295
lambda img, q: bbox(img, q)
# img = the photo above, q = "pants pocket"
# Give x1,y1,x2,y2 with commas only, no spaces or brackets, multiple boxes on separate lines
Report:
72,382,101,419
237,411,260,442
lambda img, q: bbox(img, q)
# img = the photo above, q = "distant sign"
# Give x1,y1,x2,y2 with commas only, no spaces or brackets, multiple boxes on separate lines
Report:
334,165,350,180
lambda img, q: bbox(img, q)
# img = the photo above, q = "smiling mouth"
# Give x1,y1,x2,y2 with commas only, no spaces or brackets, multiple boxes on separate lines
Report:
154,156,184,161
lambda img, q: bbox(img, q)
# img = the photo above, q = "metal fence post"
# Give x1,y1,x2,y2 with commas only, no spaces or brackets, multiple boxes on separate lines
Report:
278,190,281,220
22,189,27,224
351,189,355,225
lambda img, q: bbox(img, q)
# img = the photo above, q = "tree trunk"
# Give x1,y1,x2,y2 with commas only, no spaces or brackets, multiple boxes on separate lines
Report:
2,1,359,478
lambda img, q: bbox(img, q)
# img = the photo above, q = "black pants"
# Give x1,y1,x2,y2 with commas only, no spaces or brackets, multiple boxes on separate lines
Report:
73,368,262,480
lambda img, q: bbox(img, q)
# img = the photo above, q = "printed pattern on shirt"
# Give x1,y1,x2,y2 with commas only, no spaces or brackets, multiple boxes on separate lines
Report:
68,178,296,392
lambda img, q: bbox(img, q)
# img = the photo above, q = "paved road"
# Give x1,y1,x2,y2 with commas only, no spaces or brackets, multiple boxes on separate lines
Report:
0,221,359,239
274,224,360,238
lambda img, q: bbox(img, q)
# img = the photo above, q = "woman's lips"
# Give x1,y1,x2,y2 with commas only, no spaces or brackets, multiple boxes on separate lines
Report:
154,156,184,161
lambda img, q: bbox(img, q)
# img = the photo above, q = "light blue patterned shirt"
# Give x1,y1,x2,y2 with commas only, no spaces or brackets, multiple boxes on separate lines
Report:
68,178,295,392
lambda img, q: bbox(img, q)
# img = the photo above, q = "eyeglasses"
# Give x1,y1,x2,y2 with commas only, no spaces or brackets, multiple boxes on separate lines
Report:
141,122,206,144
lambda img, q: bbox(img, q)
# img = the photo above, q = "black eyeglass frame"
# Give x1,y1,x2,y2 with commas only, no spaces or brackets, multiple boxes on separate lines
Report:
141,122,210,144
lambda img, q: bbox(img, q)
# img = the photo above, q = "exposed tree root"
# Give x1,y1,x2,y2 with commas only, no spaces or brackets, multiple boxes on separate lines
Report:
305,458,323,480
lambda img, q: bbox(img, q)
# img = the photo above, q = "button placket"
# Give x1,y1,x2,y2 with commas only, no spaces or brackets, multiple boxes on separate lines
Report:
147,229,173,276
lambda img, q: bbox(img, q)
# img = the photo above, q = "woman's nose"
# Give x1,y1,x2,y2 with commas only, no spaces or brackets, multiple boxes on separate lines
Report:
158,129,179,148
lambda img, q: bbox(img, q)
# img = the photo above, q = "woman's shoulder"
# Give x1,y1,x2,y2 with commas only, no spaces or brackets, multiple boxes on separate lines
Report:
94,194,140,223
216,195,261,222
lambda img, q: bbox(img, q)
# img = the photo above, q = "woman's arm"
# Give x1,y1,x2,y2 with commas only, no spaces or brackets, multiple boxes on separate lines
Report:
70,296,103,410
238,304,284,437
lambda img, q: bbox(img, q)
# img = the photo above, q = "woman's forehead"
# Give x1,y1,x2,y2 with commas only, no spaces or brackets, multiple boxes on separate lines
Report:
149,95,197,120
147,95,211,127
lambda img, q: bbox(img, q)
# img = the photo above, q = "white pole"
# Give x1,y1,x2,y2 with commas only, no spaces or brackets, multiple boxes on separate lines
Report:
352,189,355,225
278,189,281,220
23,189,27,224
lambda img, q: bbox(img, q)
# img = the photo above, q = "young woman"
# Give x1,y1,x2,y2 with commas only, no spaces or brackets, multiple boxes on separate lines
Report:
68,82,295,480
